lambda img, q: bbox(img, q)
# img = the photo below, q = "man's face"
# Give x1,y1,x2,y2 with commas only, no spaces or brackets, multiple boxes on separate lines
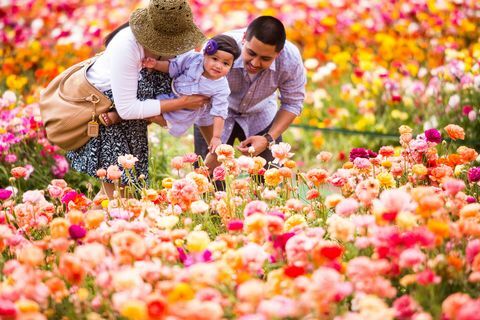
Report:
242,36,280,74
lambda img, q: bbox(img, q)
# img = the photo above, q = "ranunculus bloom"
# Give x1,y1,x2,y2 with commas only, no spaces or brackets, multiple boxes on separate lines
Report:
69,224,87,239
227,219,244,231
11,166,27,179
212,166,226,181
118,154,139,170
0,189,12,201
444,124,465,140
106,165,122,181
424,128,442,144
468,167,480,182
170,156,184,170
349,148,369,161
182,153,198,163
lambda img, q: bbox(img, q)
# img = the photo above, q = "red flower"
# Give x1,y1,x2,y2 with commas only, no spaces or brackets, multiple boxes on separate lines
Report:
284,265,306,278
320,245,344,260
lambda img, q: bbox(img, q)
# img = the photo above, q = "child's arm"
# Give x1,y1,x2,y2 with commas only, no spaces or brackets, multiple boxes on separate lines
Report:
142,57,170,73
208,116,225,154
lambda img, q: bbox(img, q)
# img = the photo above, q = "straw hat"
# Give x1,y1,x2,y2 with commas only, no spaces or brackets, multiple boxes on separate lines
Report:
130,0,206,56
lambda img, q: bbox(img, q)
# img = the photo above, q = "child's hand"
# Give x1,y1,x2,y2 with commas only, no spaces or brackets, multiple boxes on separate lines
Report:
208,137,222,154
142,57,157,69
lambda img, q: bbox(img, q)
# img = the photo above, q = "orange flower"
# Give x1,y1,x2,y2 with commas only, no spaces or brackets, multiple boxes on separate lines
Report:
444,124,465,140
306,168,328,186
429,165,453,183
446,154,464,167
427,219,450,239
457,146,478,163
447,252,464,271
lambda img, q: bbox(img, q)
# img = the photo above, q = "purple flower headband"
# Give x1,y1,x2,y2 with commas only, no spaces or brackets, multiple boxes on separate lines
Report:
204,39,218,55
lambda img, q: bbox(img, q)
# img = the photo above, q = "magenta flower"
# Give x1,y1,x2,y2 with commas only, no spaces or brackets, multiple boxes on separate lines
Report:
468,167,480,182
424,128,442,144
349,148,370,161
227,219,244,231
69,224,86,240
0,189,12,201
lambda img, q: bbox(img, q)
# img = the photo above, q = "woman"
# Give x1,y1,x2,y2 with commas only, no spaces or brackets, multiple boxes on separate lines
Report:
66,0,209,199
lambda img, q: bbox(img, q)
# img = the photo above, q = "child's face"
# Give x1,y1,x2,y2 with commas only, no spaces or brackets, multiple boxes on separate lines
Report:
203,50,234,80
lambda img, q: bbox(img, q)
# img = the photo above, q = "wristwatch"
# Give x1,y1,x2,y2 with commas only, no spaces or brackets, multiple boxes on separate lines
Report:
262,133,275,149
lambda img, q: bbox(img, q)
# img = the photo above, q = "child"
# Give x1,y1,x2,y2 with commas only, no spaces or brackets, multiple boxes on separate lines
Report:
99,34,240,153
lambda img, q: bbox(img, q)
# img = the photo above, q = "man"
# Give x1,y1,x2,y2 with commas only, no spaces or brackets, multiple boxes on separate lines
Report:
194,16,306,164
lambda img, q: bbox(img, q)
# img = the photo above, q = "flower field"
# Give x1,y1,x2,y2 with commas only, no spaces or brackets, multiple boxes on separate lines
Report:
2,0,480,319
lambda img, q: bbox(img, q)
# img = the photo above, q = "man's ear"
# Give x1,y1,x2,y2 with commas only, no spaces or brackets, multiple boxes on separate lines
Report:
242,32,246,44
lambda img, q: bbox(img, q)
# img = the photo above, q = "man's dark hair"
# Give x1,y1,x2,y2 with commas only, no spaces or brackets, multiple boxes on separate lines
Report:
245,16,286,52
210,34,241,61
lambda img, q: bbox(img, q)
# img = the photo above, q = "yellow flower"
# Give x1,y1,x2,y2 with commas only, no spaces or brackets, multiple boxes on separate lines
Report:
427,219,450,239
412,164,428,176
399,125,413,135
264,168,282,187
16,299,39,313
120,300,147,320
284,214,307,231
77,288,89,302
162,177,174,189
167,283,195,303
381,160,392,169
376,172,395,188
312,134,324,149
101,199,109,209
396,211,418,230
185,230,210,252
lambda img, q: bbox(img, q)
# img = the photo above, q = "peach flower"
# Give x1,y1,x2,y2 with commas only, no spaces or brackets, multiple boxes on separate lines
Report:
444,124,465,140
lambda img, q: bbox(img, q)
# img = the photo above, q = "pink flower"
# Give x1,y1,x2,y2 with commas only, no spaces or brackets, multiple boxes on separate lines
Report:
170,156,184,170
416,269,441,285
96,168,107,179
316,151,333,162
466,239,480,265
353,157,372,170
227,219,244,231
117,154,139,170
443,178,466,196
442,293,473,320
457,300,480,320
270,142,294,165
51,154,69,178
244,200,268,217
409,139,428,153
212,165,226,181
335,198,359,216
0,189,12,201
393,295,420,320
0,299,16,317
106,165,122,181
4,154,17,163
47,185,63,198
182,153,198,163
399,248,426,269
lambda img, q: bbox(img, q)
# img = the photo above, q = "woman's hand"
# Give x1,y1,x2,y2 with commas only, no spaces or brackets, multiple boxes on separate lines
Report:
147,114,168,127
180,95,210,110
142,57,157,69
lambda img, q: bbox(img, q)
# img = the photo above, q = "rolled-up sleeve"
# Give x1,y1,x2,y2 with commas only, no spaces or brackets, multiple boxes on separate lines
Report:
278,49,306,116
168,51,199,78
109,37,160,120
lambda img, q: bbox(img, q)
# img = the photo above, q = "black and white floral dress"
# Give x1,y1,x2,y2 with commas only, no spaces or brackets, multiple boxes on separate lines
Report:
66,69,172,185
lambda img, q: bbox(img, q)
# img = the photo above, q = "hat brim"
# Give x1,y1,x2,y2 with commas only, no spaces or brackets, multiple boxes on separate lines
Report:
130,8,206,57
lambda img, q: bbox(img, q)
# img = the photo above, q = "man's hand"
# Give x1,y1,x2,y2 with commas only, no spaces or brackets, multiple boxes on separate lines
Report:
208,137,222,154
205,152,220,174
237,135,268,156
